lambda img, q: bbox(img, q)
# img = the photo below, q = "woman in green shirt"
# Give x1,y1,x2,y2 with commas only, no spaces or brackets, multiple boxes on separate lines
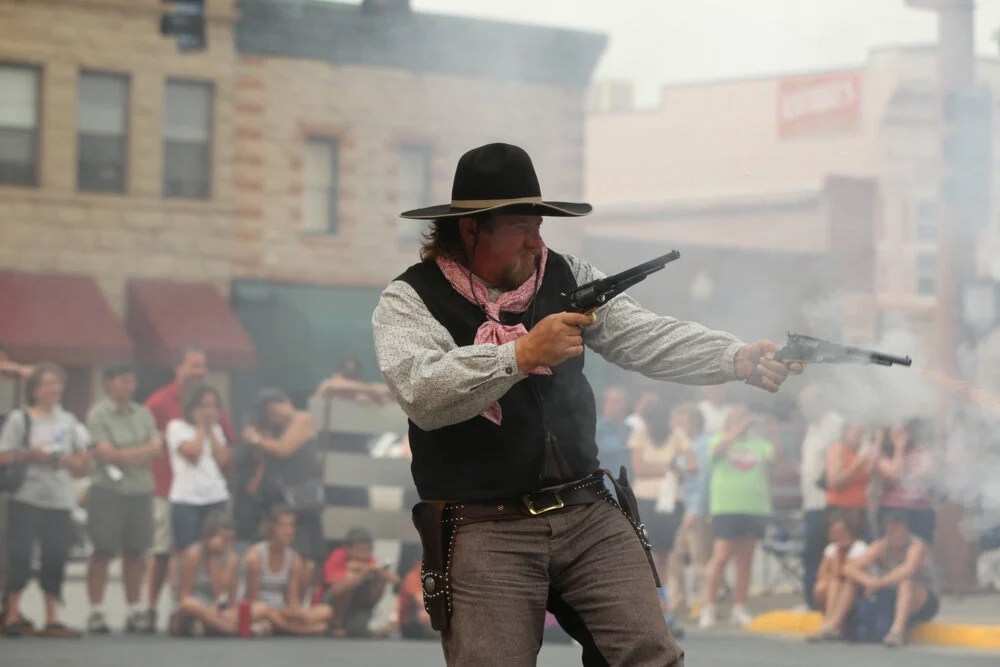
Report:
699,405,774,630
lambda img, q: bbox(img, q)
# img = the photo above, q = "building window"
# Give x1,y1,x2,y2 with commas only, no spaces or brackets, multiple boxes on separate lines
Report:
916,251,936,297
397,144,432,242
163,79,212,198
912,197,937,242
77,71,129,193
303,137,339,234
0,65,40,187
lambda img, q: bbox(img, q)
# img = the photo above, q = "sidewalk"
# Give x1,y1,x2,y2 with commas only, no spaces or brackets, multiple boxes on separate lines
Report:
21,561,398,634
746,591,1000,650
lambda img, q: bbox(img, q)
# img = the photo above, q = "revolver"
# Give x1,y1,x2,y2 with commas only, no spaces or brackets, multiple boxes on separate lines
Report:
563,250,681,315
774,333,912,367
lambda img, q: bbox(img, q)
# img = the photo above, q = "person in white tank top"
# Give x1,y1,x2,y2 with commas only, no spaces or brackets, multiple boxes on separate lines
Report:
244,506,333,636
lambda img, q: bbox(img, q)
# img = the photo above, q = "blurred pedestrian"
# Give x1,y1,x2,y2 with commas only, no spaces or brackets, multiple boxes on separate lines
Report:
824,420,876,538
243,388,325,593
85,363,161,634
165,385,231,553
667,403,712,621
806,512,868,642
321,527,397,638
798,384,844,610
0,363,91,637
876,419,936,545
842,508,939,647
244,506,332,635
701,405,774,629
171,511,240,637
142,346,237,633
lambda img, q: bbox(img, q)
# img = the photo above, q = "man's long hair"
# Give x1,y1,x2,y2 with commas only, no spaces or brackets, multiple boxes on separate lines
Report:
419,215,494,263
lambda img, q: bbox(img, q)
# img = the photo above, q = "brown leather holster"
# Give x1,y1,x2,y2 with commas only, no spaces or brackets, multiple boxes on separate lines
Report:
411,500,453,631
600,465,662,588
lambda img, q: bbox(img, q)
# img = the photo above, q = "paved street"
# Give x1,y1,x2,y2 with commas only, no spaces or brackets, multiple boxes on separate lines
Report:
2,631,997,667
10,568,999,665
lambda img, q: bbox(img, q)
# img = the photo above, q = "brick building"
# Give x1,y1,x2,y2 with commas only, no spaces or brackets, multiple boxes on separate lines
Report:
0,0,246,416
0,0,605,417
586,47,1000,355
229,0,604,408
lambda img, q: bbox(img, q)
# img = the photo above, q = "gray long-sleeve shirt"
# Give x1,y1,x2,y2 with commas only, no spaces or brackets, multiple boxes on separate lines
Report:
372,253,744,431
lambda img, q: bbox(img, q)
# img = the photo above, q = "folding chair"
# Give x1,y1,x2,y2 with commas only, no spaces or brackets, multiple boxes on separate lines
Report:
977,524,1000,591
760,513,805,594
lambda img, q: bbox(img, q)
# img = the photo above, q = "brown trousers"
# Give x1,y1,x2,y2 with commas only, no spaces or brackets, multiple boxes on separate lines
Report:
442,499,684,666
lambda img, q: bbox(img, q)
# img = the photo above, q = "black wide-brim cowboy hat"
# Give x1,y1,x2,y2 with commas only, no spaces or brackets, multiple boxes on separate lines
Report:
399,143,593,220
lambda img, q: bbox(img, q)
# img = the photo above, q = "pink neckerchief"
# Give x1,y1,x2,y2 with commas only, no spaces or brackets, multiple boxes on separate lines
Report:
436,246,551,425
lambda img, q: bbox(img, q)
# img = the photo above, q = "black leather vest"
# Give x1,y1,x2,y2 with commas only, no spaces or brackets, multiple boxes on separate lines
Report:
396,251,599,501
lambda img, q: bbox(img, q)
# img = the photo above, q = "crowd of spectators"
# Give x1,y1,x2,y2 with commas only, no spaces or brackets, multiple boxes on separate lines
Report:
0,346,431,641
0,340,982,649
595,379,944,647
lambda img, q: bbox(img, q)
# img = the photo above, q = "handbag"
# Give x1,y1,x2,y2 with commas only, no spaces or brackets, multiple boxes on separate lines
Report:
0,410,31,493
850,589,896,643
655,470,679,514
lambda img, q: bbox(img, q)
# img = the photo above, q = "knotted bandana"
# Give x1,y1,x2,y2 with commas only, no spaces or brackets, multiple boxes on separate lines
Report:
435,247,551,424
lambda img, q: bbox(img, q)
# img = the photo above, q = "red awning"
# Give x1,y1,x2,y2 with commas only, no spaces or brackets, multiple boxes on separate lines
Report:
126,279,256,369
0,271,133,365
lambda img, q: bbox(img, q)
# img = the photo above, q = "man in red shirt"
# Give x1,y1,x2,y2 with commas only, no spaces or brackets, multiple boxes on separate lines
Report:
321,527,397,637
139,346,236,633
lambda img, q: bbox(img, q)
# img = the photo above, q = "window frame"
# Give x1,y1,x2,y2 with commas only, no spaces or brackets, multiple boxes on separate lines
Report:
0,62,42,188
76,68,131,194
301,135,340,236
915,250,937,297
396,143,434,244
163,78,215,200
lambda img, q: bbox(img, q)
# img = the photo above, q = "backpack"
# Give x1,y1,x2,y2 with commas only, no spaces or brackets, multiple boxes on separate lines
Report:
850,588,896,643
0,409,31,493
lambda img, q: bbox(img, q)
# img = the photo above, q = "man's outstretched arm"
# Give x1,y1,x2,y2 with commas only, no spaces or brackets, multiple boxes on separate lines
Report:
565,254,794,392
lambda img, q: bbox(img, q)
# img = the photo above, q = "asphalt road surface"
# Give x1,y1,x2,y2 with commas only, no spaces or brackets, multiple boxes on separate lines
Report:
2,631,996,666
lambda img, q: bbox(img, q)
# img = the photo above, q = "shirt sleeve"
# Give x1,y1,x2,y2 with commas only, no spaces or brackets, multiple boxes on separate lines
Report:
323,549,348,583
0,410,25,453
372,280,528,431
72,418,92,452
139,407,159,442
762,439,775,461
563,254,744,385
86,408,111,447
848,541,868,560
823,543,836,559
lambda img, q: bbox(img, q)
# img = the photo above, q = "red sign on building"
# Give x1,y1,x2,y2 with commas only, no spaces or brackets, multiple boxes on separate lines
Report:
777,71,862,138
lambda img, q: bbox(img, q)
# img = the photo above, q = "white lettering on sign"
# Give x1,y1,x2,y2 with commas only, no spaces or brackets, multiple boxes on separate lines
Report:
780,79,858,123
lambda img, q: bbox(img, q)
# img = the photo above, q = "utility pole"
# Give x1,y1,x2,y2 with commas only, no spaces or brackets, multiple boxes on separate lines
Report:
907,0,982,592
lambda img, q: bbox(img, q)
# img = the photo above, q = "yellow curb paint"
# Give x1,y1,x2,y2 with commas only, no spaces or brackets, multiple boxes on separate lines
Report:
748,610,1000,650
747,611,823,635
911,623,1000,650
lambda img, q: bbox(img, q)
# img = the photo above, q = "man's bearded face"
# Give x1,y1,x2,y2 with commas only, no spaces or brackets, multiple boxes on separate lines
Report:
476,215,544,290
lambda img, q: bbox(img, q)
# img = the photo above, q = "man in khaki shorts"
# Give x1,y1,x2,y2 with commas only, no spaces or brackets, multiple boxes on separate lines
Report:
85,363,162,634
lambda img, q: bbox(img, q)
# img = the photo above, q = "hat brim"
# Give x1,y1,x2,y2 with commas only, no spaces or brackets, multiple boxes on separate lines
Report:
400,200,592,220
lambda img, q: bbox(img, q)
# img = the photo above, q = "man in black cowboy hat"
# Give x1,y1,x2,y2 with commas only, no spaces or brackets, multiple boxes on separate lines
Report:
373,143,799,666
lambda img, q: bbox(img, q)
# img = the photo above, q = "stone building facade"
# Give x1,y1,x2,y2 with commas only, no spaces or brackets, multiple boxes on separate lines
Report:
0,0,605,414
